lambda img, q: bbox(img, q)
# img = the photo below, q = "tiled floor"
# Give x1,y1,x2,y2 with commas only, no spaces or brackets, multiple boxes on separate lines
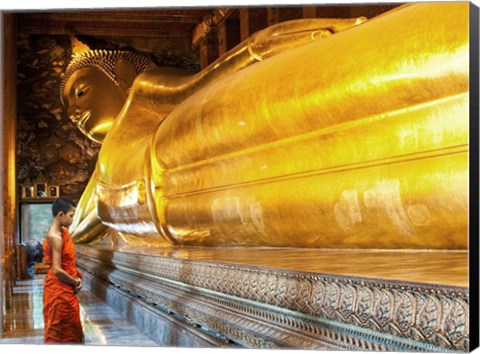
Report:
0,275,159,346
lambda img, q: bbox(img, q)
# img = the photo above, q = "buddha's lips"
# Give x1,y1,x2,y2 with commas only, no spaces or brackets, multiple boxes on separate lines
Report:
73,110,91,128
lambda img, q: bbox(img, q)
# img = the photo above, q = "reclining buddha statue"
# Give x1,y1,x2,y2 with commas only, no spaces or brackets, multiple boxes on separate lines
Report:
61,2,469,250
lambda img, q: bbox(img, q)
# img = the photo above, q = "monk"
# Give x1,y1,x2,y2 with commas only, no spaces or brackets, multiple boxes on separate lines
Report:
43,197,83,344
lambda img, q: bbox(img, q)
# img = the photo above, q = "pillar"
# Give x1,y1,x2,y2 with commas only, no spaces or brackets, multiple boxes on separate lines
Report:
198,35,219,69
1,12,18,336
239,8,249,41
224,14,241,52
267,7,279,26
217,21,227,58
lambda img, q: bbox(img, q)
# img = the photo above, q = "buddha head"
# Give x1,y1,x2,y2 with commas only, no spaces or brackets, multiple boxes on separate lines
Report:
60,49,156,143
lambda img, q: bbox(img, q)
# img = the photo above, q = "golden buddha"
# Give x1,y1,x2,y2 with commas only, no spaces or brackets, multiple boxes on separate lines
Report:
62,2,469,250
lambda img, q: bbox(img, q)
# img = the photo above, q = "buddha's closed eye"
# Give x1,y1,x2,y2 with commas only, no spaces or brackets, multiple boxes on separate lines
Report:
75,87,88,99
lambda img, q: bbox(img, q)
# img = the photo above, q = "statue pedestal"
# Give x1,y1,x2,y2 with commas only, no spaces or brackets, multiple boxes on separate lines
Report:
76,245,468,351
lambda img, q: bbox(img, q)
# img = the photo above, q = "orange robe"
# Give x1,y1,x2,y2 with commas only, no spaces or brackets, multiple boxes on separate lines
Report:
43,227,83,343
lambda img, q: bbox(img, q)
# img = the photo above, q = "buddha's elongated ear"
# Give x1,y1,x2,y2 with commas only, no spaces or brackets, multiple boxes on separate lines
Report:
114,58,137,94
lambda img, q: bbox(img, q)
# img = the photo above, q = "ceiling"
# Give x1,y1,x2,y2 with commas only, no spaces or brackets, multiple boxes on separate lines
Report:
16,8,216,38
13,4,403,59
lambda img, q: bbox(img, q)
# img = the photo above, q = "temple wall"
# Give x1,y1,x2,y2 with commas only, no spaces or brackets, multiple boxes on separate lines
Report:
16,35,100,200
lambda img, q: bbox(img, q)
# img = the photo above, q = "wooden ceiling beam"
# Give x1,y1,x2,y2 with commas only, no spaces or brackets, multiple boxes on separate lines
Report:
16,11,211,37
17,22,195,38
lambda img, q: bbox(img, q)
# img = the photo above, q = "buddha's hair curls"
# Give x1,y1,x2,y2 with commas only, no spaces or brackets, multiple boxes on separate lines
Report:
59,50,157,105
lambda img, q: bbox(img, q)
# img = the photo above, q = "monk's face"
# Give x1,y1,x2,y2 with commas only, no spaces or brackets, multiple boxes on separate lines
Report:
62,66,126,144
59,207,76,228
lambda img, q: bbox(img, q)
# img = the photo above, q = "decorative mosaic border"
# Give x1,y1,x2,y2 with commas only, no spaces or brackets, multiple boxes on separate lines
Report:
82,271,233,347
76,246,469,351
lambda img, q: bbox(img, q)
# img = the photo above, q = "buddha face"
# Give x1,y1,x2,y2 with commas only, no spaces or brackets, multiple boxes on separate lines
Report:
62,66,126,144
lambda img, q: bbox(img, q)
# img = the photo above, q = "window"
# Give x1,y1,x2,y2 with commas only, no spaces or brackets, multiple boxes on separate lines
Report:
20,203,52,244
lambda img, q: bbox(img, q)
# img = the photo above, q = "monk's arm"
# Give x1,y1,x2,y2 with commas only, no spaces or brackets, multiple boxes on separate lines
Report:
48,234,82,290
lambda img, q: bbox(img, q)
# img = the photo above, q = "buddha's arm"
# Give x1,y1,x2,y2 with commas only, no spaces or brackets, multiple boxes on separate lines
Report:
98,16,368,183
99,16,368,181
130,17,366,116
194,17,367,84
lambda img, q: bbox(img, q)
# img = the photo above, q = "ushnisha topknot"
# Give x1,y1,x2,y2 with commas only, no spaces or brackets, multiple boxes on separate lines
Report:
59,49,157,105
